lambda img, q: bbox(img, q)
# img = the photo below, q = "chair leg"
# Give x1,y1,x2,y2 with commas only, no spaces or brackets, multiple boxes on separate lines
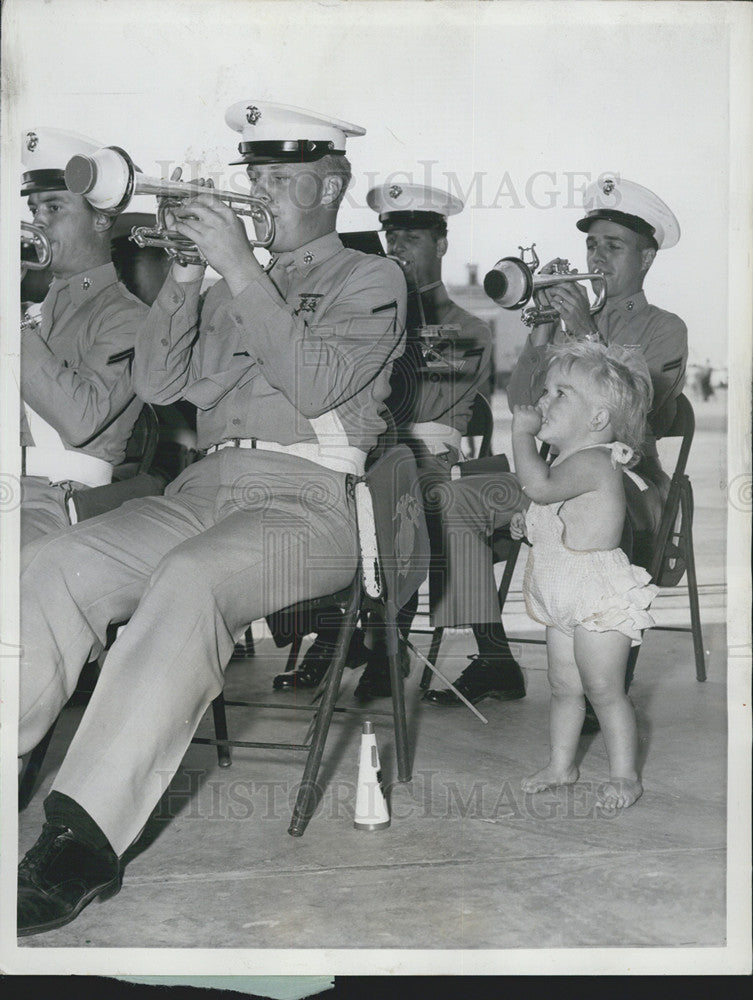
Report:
243,626,255,658
385,601,411,783
18,725,56,811
496,540,522,611
288,583,361,837
211,693,232,767
681,482,706,682
419,627,444,689
284,631,302,673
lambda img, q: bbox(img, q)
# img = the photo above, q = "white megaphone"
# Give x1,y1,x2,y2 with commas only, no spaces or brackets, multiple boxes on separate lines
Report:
353,721,390,831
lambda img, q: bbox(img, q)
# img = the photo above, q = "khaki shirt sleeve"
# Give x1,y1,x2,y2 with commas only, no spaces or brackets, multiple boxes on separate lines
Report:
21,298,145,447
131,273,204,404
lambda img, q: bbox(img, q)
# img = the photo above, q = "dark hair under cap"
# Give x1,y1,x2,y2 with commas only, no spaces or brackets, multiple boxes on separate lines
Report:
577,209,658,250
380,210,448,236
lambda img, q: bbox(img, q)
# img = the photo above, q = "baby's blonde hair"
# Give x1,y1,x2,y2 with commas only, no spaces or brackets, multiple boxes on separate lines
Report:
546,341,653,464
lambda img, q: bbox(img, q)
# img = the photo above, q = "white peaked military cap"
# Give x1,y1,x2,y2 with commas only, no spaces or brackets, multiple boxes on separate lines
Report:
577,175,680,250
367,182,464,231
21,127,103,195
225,101,366,164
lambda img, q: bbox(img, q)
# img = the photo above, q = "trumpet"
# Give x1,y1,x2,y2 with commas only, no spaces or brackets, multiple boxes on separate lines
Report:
21,222,52,278
484,245,607,329
64,146,275,266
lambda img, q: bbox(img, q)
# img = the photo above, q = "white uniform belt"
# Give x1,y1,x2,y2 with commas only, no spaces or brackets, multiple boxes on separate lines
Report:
206,438,367,476
410,421,462,456
23,446,113,488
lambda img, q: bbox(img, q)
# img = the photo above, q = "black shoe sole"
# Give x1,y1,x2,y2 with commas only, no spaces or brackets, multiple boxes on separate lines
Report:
273,674,323,691
17,872,122,937
423,687,526,707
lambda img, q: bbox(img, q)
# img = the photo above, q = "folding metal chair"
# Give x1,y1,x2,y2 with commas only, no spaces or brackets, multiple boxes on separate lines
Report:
635,393,705,681
193,444,432,837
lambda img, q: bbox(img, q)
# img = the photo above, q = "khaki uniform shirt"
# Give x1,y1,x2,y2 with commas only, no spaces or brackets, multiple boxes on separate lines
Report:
132,232,407,455
21,261,146,464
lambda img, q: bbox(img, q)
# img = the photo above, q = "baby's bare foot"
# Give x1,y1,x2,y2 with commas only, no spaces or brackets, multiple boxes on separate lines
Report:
521,764,579,793
597,777,643,811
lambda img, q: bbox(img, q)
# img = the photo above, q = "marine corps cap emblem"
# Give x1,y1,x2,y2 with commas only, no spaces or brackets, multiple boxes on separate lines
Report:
25,131,39,152
245,106,262,125
601,177,616,195
389,184,403,199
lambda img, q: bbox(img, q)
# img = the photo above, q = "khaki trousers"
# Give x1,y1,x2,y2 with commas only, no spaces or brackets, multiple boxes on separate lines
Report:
20,449,357,855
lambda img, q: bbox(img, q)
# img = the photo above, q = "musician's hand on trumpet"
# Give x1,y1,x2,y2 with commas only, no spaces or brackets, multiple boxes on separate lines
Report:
531,258,599,342
544,279,599,341
165,167,262,293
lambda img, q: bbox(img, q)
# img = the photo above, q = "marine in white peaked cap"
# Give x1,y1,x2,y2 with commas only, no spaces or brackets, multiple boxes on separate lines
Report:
18,125,147,547
577,175,681,250
17,98,407,939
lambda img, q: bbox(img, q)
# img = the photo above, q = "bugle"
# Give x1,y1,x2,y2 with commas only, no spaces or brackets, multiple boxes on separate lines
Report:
483,244,606,329
64,146,275,265
21,222,52,278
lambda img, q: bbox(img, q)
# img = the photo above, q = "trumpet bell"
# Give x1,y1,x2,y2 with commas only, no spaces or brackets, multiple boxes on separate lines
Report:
21,222,52,276
483,257,533,309
65,145,275,262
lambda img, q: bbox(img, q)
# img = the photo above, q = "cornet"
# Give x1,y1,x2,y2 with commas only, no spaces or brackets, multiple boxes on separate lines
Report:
64,146,275,266
21,222,52,278
483,245,607,330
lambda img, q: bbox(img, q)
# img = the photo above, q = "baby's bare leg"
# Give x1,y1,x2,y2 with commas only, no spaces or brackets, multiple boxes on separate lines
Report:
521,627,581,793
574,627,642,810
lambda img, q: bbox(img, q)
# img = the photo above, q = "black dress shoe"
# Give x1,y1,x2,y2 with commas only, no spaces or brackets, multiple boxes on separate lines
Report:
352,643,410,703
273,631,369,690
423,654,526,707
17,823,121,937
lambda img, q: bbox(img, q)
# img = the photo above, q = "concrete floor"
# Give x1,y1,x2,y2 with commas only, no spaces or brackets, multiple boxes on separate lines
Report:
17,389,732,956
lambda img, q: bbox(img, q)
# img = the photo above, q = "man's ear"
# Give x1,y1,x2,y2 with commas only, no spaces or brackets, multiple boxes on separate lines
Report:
591,406,611,431
93,211,114,234
640,246,657,272
321,173,345,207
435,236,448,260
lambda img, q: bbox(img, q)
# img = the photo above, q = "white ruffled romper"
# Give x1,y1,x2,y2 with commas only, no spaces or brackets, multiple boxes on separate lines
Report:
522,444,658,646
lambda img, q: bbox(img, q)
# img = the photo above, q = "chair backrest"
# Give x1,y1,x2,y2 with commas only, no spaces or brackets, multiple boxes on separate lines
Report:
357,444,431,611
464,393,494,458
656,393,694,481
649,394,696,585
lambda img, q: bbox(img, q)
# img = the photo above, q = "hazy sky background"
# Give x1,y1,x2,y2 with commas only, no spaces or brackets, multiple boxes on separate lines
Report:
4,0,735,367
